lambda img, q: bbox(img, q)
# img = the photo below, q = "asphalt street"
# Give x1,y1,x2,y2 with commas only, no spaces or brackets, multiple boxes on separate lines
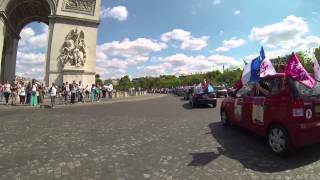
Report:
1,95,320,180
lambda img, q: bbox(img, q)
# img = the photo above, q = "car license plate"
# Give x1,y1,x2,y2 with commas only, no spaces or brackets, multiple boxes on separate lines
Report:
316,105,320,113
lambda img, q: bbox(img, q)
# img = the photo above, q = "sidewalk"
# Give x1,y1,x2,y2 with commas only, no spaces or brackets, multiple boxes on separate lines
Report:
0,94,166,111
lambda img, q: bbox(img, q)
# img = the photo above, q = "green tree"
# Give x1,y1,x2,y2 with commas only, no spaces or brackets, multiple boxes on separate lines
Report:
118,75,133,91
95,74,103,85
315,47,320,63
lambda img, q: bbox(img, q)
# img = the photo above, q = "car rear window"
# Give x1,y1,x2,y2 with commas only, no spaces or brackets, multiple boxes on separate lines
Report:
294,81,320,97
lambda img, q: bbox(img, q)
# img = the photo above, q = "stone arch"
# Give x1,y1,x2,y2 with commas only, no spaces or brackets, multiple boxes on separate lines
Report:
0,0,55,82
0,0,100,86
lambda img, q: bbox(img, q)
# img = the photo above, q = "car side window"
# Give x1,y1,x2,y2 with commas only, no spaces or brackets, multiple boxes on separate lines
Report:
270,79,281,95
236,86,251,98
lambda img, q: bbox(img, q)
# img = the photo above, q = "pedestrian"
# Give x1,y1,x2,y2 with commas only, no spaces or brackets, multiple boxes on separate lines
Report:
19,82,26,104
85,85,90,99
70,80,77,104
3,81,11,105
0,82,3,103
37,83,44,105
102,84,107,99
49,83,57,108
11,80,18,106
30,81,38,106
26,82,32,105
65,82,70,103
96,84,101,102
91,84,96,102
107,83,113,99
78,81,84,103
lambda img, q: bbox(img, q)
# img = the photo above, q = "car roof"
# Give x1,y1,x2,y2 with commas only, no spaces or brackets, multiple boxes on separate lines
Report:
261,73,286,79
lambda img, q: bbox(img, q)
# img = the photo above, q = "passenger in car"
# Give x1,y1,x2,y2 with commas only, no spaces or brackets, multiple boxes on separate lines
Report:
255,81,271,96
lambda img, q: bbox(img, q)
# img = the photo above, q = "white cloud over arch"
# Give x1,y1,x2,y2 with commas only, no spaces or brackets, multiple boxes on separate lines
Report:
100,6,128,21
161,29,209,51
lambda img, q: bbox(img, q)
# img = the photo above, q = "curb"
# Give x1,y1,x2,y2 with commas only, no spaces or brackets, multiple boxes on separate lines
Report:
0,94,167,111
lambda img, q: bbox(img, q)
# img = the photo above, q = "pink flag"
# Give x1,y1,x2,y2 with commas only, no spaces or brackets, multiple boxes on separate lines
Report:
311,53,320,81
285,53,316,89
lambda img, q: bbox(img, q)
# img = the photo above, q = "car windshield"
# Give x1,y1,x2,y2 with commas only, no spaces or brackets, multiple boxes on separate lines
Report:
294,81,320,97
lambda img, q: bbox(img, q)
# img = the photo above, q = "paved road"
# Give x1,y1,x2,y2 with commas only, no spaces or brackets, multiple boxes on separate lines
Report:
1,95,320,180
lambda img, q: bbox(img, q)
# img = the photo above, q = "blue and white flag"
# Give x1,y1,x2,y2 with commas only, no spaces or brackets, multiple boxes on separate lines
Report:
259,47,276,77
241,56,261,84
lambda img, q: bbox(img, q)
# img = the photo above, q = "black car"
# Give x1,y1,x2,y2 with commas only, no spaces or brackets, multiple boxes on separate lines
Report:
183,87,193,100
189,91,217,108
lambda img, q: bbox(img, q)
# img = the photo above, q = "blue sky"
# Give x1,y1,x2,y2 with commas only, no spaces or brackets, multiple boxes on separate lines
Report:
16,0,320,80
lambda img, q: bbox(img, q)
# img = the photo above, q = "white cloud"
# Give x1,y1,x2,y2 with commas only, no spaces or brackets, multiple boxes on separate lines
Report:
100,6,128,21
212,0,221,5
249,15,320,58
153,53,241,75
16,25,48,80
161,29,209,51
215,38,246,52
96,37,167,79
16,51,45,79
249,15,309,48
98,38,167,58
234,10,240,15
19,25,48,51
143,65,167,77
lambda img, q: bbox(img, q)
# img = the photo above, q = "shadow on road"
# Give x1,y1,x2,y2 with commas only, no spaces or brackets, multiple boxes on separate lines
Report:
182,103,214,110
189,122,320,172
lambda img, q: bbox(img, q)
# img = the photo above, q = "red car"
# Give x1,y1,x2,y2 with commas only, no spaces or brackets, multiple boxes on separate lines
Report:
220,73,320,155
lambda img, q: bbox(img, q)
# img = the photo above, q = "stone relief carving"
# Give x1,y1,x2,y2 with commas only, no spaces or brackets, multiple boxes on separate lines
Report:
62,0,96,15
58,28,87,68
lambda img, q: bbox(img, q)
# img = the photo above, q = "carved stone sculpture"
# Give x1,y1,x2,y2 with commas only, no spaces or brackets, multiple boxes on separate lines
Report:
58,28,87,68
62,0,96,15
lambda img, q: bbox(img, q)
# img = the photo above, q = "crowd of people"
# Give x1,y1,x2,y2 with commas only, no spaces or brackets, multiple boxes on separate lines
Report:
0,80,114,108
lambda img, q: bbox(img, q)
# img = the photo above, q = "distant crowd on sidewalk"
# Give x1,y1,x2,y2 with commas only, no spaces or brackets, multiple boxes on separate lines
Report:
0,79,114,108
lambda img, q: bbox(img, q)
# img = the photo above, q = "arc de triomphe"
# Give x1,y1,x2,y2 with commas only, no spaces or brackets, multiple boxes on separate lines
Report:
0,0,100,86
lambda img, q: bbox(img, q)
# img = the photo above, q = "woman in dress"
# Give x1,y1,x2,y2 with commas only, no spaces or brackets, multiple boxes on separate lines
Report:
91,84,96,102
30,81,38,106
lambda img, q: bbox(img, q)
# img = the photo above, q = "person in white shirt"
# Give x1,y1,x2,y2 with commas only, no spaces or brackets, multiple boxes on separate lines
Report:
19,82,26,104
107,83,113,99
50,83,57,108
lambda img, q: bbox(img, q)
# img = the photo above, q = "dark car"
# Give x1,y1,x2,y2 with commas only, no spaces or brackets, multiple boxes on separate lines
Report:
189,90,217,108
215,86,228,98
174,88,185,97
183,87,193,100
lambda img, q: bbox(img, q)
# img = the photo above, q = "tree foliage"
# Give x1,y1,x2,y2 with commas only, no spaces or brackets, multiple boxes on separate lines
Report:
118,75,133,91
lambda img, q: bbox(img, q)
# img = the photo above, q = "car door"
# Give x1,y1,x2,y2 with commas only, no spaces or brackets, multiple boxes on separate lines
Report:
250,78,288,135
233,86,251,127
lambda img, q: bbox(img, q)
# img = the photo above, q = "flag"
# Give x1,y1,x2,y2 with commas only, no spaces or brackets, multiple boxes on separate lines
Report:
241,56,261,84
285,52,316,89
260,47,266,61
242,58,248,65
311,53,320,81
259,47,276,77
250,56,261,83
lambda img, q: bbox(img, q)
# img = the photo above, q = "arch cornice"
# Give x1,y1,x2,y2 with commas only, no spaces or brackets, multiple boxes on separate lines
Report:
1,0,56,15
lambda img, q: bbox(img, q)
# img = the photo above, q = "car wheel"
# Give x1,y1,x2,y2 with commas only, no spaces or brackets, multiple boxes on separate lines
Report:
190,101,195,108
268,125,291,155
221,110,229,126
